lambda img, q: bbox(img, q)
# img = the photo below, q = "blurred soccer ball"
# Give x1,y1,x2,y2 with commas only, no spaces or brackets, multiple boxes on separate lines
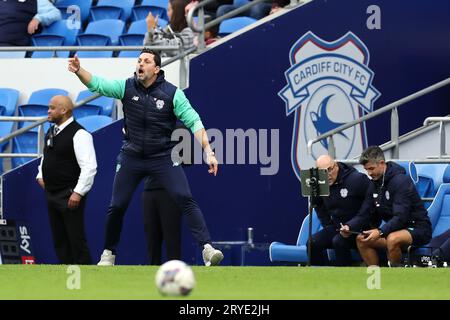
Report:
155,260,196,296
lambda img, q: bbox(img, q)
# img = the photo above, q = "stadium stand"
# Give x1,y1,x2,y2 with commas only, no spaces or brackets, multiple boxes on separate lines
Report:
55,0,93,24
31,19,80,58
76,19,126,57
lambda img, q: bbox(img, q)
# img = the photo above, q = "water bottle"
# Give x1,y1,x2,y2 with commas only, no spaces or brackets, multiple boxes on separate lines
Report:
247,227,254,245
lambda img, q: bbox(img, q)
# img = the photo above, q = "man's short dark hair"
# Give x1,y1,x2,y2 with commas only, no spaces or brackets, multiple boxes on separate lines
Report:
359,145,385,165
140,48,161,67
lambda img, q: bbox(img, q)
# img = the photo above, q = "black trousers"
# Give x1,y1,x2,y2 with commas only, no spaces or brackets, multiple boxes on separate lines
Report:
45,188,92,264
142,189,182,265
307,225,357,266
104,152,211,253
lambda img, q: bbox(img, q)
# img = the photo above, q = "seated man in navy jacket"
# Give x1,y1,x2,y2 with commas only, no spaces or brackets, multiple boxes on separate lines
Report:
357,146,432,267
308,155,373,266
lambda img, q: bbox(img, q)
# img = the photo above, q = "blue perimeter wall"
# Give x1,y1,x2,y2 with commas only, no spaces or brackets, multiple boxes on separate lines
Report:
3,0,450,264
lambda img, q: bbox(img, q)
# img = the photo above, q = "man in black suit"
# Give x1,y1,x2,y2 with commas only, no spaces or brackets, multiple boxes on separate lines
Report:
36,95,97,264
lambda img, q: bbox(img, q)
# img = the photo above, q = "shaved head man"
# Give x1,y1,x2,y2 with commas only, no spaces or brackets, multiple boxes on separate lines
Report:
307,154,374,266
47,95,74,125
316,155,339,186
36,95,97,264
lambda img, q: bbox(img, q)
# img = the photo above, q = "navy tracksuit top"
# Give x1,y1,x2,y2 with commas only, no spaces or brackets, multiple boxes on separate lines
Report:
315,162,373,232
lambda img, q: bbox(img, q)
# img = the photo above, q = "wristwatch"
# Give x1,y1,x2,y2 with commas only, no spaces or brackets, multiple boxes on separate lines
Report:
378,228,384,237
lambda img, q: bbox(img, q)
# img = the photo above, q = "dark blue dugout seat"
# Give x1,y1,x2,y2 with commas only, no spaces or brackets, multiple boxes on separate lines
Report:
269,210,322,264
415,164,448,208
427,165,450,237
76,19,126,57
77,115,113,133
0,88,19,116
56,0,93,24
76,90,115,117
408,166,450,261
218,17,257,37
32,20,80,58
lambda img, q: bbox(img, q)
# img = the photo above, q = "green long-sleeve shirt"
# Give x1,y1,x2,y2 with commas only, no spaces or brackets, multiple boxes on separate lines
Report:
86,75,204,133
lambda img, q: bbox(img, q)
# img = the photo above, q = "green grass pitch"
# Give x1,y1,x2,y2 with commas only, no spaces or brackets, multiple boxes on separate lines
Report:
0,265,449,300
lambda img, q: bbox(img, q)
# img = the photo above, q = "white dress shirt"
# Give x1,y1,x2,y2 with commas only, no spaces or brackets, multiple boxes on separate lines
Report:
36,117,97,196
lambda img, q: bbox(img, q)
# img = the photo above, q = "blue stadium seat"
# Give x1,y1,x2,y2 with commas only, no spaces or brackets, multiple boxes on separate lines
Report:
56,0,93,24
76,19,126,57
396,160,419,183
0,121,14,173
416,164,448,200
77,115,113,133
12,132,39,168
73,105,101,119
18,89,67,132
0,88,19,116
90,6,123,22
127,19,149,34
32,20,80,58
118,19,167,57
233,0,251,6
269,210,322,264
141,0,169,7
91,0,135,22
219,17,257,36
406,166,450,262
76,90,115,117
132,4,168,22
31,35,65,58
28,88,69,106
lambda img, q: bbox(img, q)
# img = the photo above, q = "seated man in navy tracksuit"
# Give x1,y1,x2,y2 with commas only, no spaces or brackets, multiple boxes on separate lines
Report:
308,155,373,266
357,146,432,267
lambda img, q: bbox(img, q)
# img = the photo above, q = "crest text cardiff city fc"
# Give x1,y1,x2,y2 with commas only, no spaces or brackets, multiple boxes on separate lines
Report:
278,32,380,181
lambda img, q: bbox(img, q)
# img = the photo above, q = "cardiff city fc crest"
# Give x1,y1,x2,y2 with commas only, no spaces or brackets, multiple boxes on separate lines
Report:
278,32,380,181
